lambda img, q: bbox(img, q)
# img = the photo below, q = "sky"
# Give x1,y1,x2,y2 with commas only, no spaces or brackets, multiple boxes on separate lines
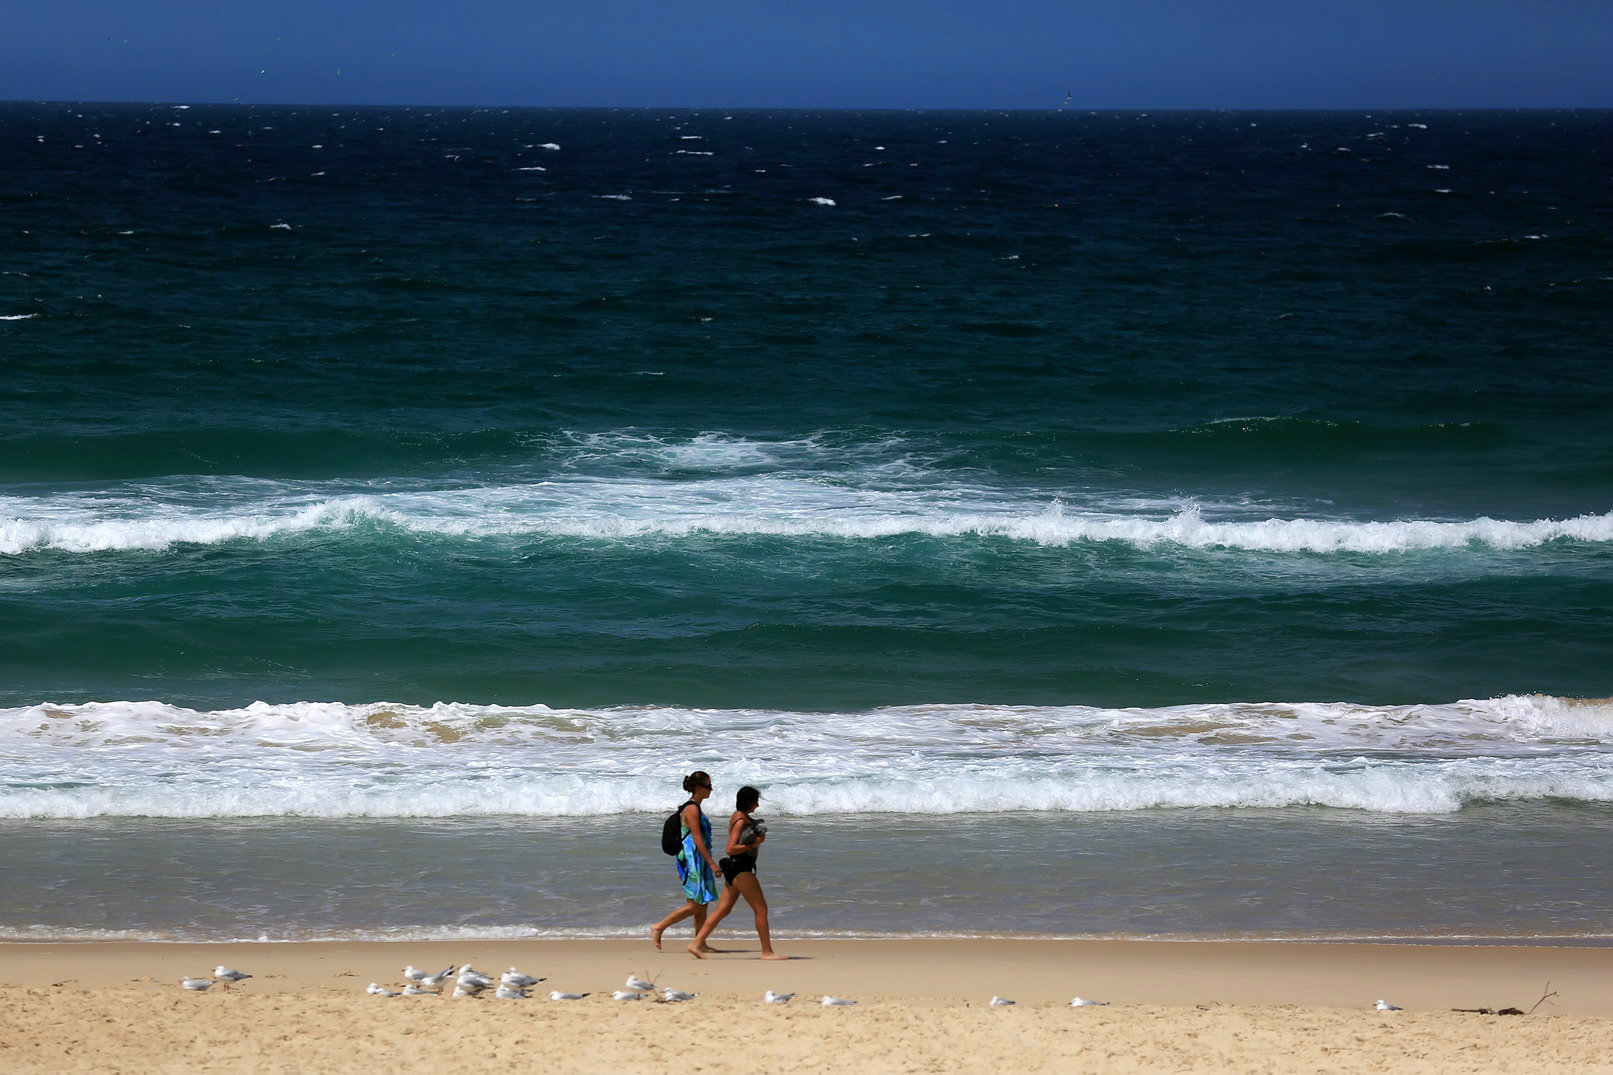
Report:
3,1,1611,110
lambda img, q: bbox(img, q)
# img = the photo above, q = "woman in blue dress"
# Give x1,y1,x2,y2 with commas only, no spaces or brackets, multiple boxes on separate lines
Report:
650,770,723,952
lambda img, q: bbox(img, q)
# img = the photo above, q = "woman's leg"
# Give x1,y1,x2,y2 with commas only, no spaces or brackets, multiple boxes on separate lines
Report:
688,883,738,958
651,899,700,950
729,872,786,959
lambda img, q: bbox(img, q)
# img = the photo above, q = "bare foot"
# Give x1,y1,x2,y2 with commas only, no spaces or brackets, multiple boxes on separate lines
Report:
687,944,707,959
650,925,663,951
761,952,789,960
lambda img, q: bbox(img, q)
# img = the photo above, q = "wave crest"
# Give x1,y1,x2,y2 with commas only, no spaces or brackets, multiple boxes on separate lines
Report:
3,695,1610,819
5,481,1611,556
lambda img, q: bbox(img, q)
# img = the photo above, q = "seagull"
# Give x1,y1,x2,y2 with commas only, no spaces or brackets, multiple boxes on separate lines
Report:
550,991,590,1001
1376,999,1403,1011
501,968,545,989
662,988,697,1002
402,985,441,996
763,990,794,1004
213,966,252,990
626,974,656,993
458,965,494,989
180,977,214,991
367,982,401,997
451,984,484,998
612,990,645,1000
495,985,530,1000
405,964,454,985
821,996,857,1006
1070,997,1109,1007
990,996,1015,1006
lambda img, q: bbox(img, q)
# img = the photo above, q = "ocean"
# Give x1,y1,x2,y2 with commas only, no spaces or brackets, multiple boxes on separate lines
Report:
2,102,1611,944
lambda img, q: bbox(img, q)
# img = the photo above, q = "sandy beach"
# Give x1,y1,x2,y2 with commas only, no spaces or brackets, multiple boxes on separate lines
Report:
3,939,1610,1073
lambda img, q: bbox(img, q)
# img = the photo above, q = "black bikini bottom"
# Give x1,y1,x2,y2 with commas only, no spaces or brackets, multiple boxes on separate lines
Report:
718,853,757,884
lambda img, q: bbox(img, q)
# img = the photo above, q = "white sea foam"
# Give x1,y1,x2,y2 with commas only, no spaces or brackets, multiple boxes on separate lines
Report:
1,696,1608,819
4,473,1611,556
0,314,39,321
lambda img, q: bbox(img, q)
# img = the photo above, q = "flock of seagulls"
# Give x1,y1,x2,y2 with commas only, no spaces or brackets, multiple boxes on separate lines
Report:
174,962,1406,1012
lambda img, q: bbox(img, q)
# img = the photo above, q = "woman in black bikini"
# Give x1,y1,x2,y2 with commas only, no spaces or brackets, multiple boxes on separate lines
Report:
689,785,786,960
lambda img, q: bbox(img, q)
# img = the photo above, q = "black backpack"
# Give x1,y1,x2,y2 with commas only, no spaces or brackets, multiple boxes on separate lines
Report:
661,800,695,855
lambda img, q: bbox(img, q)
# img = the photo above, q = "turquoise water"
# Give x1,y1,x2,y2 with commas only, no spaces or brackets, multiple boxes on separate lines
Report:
2,104,1610,939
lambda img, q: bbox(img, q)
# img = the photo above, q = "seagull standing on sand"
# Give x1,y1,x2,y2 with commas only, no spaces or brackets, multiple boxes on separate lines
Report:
213,966,252,990
1376,999,1403,1011
501,968,545,989
180,977,214,991
625,974,656,993
406,964,455,987
458,965,494,989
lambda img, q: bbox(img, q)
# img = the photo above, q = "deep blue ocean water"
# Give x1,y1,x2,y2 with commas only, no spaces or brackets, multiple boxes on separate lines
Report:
2,104,1610,941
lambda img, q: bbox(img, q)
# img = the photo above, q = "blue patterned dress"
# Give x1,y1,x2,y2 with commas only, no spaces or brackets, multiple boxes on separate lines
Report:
676,808,718,904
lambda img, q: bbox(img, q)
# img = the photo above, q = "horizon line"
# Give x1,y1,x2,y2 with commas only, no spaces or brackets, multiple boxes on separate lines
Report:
7,97,1613,113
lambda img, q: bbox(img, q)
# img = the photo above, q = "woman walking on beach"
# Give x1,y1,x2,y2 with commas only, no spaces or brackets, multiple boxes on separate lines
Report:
689,784,786,960
650,771,722,952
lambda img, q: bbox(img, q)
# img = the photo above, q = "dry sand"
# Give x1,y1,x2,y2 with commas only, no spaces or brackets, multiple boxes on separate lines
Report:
2,939,1610,1073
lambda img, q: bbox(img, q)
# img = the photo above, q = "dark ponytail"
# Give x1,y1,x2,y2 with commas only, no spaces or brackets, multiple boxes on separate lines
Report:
682,770,711,794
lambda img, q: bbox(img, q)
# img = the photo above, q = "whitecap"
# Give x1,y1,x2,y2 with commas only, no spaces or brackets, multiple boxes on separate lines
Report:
0,694,1609,819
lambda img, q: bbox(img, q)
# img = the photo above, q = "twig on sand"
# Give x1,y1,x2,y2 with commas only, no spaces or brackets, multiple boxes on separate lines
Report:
1526,982,1559,1016
1452,982,1558,1017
